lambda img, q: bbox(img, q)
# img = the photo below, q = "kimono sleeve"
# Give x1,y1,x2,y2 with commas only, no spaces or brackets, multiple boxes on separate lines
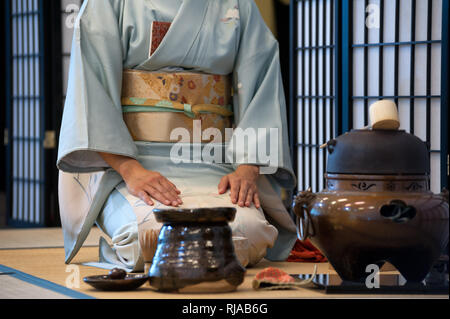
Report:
226,0,296,189
57,0,138,173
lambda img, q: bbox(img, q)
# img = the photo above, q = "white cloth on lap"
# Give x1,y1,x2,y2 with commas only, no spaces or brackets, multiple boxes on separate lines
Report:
93,180,279,271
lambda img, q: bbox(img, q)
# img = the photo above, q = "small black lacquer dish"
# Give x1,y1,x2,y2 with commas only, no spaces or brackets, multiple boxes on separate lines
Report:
83,268,149,291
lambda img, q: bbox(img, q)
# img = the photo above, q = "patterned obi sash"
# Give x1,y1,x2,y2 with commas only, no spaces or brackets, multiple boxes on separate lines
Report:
121,69,234,143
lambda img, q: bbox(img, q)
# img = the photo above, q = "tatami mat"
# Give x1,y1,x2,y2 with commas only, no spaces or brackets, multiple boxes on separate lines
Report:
0,246,326,299
0,264,93,299
0,275,73,299
0,229,446,299
0,227,108,250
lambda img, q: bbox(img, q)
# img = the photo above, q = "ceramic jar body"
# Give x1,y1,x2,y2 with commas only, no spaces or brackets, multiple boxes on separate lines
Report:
295,174,449,283
149,208,246,293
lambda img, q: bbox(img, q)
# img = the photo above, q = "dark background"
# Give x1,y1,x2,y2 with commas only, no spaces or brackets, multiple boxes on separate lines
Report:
1,1,6,227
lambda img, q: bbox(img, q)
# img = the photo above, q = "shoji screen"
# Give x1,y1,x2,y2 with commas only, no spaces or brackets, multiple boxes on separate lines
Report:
8,0,44,225
292,0,448,194
351,0,444,193
6,0,62,226
295,0,336,193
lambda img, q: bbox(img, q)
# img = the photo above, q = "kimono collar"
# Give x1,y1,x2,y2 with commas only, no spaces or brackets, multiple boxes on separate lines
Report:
138,0,210,70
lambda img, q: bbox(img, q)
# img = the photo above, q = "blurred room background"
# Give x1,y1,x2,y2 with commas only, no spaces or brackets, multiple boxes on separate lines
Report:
1,0,448,228
0,0,291,228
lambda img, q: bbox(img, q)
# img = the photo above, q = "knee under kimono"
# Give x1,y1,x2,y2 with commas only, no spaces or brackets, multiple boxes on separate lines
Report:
91,149,295,271
96,183,279,270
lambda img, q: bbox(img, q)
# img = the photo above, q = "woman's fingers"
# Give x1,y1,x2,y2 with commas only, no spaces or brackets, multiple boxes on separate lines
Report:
253,192,261,209
245,188,254,207
162,177,181,194
238,181,250,207
218,176,230,194
159,179,183,204
150,180,180,205
144,185,173,206
138,191,154,206
124,168,183,207
230,179,241,204
222,174,260,208
167,180,181,194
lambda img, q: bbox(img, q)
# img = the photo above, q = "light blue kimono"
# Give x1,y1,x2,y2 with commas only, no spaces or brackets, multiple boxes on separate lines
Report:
57,0,297,271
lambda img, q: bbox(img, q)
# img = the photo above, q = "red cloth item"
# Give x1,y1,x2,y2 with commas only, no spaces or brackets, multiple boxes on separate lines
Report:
150,21,171,56
252,267,296,290
287,239,327,263
252,266,318,290
254,267,295,284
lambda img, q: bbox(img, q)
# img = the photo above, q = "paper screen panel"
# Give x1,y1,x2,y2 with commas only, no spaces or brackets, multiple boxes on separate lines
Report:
296,0,335,193
10,0,43,224
351,0,442,193
295,0,444,193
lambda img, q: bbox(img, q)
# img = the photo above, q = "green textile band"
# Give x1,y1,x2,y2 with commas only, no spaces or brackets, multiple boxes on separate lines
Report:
122,105,195,118
122,104,233,119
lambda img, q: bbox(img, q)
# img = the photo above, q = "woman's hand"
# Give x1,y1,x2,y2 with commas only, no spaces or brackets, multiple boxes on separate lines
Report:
218,165,260,208
98,153,182,207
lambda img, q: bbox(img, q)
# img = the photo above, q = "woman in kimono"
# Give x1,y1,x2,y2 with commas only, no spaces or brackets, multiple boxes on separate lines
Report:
58,0,297,271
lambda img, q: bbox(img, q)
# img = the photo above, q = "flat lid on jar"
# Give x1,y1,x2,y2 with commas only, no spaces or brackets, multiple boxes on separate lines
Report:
326,130,430,175
153,207,236,223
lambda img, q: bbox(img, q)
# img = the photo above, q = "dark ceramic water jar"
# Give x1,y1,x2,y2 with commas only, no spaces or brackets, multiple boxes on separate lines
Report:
294,129,449,283
149,207,246,293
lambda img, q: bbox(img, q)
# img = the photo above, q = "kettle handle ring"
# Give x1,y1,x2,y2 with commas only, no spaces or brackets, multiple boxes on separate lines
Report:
294,188,316,241
296,208,314,241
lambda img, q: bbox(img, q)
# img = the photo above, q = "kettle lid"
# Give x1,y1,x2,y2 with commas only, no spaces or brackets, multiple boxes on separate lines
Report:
326,130,430,175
